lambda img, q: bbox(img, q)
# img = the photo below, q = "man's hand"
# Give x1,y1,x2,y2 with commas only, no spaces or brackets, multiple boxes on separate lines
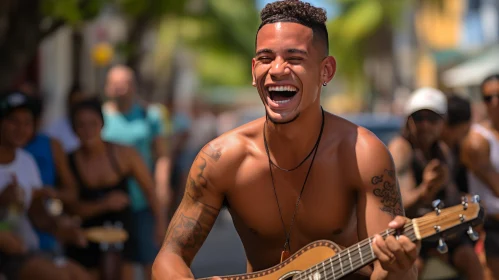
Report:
372,216,419,277
32,187,58,201
421,159,448,200
55,215,88,247
0,231,27,255
0,174,23,206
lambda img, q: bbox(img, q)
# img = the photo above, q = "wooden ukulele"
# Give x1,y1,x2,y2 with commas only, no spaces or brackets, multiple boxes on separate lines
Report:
198,196,484,280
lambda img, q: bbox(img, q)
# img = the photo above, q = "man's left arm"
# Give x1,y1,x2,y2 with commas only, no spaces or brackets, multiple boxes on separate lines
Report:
354,130,419,280
149,105,172,220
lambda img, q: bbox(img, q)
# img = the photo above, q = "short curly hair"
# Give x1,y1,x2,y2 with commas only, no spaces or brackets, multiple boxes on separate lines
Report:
257,0,329,56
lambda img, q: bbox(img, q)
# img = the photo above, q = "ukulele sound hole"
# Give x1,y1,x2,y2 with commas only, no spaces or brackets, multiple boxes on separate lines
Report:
278,270,300,280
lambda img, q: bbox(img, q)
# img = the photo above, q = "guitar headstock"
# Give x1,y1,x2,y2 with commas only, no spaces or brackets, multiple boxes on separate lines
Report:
412,195,484,253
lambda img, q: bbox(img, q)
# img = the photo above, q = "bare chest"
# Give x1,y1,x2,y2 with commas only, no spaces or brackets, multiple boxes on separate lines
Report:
226,155,359,252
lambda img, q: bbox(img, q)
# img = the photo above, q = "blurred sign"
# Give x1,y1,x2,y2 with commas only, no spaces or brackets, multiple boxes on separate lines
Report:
92,42,114,67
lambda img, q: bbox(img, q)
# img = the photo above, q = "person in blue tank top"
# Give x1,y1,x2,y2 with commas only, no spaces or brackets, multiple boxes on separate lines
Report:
101,65,170,280
21,95,78,254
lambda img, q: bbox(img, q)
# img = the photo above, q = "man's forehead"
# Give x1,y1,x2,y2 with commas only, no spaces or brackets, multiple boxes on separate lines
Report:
256,22,314,49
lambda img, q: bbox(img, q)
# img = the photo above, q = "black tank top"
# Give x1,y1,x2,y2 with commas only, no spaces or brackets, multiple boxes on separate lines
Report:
68,144,130,228
404,137,448,218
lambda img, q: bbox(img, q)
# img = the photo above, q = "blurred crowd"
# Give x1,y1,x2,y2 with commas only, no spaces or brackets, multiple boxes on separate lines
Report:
1,64,499,280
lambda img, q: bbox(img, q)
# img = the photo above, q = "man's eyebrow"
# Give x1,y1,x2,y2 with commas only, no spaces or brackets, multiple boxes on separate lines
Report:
287,48,308,55
255,48,308,56
256,49,274,56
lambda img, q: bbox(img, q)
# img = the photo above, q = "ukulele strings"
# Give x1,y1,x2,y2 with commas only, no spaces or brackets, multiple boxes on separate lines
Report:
295,223,416,280
297,206,474,280
296,223,416,280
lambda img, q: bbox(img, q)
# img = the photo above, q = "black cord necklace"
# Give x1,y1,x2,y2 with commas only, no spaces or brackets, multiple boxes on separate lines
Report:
263,107,325,262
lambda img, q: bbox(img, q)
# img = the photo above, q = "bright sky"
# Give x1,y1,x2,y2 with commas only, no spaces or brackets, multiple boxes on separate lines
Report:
256,0,339,19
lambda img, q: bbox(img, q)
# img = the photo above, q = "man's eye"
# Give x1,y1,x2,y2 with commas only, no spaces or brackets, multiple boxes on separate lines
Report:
288,57,303,64
258,57,272,63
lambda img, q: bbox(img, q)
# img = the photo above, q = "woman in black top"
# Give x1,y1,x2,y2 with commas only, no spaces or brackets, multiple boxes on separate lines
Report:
65,97,163,280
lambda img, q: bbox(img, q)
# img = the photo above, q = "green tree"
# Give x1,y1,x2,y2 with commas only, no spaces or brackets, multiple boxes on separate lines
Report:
327,0,444,110
0,0,190,90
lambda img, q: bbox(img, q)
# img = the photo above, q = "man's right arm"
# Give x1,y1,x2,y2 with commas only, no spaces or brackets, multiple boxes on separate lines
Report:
153,142,228,279
388,138,425,208
461,132,499,197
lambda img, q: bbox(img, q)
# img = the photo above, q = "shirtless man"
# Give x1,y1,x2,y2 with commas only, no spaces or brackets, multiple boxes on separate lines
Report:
153,1,419,279
462,74,499,279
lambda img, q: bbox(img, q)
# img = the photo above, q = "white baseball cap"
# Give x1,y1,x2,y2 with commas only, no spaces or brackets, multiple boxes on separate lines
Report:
404,87,447,117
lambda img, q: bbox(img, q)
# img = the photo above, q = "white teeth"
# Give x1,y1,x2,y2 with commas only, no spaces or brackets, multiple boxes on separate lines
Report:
275,99,291,104
267,85,297,92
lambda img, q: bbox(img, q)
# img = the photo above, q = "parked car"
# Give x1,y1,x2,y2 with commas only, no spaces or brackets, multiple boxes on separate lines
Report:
340,113,403,145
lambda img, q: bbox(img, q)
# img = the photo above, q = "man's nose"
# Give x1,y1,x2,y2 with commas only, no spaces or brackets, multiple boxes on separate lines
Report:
268,57,290,78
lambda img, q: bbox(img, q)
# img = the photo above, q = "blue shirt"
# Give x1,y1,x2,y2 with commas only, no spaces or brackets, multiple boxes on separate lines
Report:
101,103,165,211
24,133,58,252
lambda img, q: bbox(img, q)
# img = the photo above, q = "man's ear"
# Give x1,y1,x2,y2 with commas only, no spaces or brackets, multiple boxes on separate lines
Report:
321,56,336,86
251,58,257,87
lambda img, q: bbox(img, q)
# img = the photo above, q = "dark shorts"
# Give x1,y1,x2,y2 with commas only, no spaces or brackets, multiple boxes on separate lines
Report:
122,209,159,265
66,242,109,268
484,216,499,258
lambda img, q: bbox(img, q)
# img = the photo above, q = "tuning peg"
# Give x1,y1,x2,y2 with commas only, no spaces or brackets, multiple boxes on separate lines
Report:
437,238,448,254
432,199,444,215
467,226,479,241
471,195,481,203
461,196,468,203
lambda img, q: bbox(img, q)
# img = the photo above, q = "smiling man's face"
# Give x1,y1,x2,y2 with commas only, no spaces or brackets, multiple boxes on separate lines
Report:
252,22,332,124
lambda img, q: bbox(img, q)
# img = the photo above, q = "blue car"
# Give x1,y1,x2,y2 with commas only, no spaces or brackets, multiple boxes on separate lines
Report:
340,113,404,145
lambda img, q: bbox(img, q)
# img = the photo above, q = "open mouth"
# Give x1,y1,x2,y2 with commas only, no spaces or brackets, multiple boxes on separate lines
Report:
267,85,298,104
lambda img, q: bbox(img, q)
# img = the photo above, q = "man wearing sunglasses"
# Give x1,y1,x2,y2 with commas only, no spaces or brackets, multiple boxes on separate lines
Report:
462,74,499,280
388,87,483,279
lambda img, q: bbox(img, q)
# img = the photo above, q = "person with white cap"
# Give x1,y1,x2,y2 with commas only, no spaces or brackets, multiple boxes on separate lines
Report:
388,87,483,279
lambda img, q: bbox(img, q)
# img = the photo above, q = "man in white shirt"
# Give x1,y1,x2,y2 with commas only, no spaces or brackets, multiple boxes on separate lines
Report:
0,90,91,280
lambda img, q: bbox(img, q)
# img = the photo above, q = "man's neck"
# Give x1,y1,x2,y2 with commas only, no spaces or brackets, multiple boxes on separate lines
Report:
490,119,499,134
265,105,323,168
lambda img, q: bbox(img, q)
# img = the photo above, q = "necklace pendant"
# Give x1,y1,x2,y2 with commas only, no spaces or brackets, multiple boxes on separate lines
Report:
280,249,290,263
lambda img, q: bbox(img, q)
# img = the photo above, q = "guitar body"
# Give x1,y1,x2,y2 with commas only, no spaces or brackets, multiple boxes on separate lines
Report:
198,240,372,280
194,200,485,280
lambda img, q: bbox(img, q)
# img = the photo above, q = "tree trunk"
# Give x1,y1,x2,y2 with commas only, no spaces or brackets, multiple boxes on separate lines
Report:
72,28,84,86
0,0,64,90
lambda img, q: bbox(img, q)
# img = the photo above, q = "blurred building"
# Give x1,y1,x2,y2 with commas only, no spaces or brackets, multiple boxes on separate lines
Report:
412,0,498,91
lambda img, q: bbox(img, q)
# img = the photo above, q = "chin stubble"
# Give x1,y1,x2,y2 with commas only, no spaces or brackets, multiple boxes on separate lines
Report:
266,111,300,125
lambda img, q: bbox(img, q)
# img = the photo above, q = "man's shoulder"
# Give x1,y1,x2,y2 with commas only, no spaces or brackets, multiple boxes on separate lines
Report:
463,126,490,154
200,117,263,167
327,113,389,153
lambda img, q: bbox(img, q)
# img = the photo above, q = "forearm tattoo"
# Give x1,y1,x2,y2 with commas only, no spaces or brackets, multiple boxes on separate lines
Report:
163,145,223,263
371,169,404,218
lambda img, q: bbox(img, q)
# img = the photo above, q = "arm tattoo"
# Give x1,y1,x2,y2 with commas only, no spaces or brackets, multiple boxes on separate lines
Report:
201,143,222,162
186,156,208,201
163,204,219,262
162,147,222,262
371,169,404,218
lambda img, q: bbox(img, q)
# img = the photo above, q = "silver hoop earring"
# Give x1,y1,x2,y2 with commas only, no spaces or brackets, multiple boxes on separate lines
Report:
322,82,327,87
